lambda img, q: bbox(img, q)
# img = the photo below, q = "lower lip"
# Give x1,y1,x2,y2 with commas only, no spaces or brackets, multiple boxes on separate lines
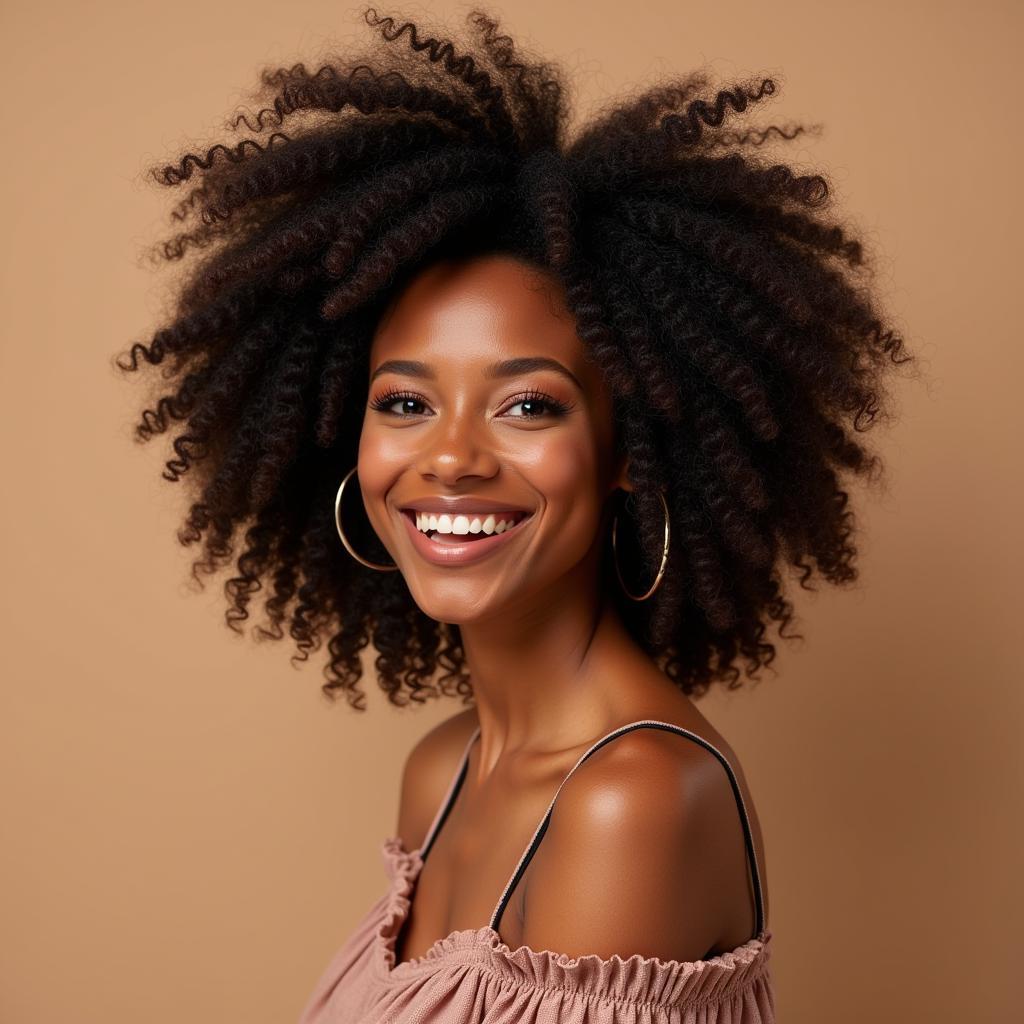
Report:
399,511,534,566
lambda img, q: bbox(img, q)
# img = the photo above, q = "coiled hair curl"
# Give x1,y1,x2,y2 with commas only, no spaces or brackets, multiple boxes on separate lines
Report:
117,6,915,710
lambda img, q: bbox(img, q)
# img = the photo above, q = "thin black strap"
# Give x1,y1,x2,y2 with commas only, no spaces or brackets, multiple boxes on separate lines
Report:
489,720,766,941
419,725,481,861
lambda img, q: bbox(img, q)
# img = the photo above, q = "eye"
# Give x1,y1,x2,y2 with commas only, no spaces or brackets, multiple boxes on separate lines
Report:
502,391,572,419
368,389,431,417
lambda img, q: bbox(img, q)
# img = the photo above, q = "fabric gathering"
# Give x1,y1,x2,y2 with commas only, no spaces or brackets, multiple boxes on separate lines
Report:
297,722,775,1023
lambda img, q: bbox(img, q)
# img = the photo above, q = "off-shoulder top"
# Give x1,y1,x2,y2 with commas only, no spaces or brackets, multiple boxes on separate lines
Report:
296,719,775,1023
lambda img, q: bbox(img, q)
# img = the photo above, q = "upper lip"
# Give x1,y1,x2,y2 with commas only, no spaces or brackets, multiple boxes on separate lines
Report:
398,496,533,515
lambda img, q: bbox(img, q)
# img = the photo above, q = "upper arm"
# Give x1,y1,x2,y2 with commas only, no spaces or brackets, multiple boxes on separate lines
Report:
519,729,746,963
395,708,478,852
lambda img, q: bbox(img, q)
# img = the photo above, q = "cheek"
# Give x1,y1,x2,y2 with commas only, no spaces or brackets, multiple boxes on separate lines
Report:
356,421,406,526
525,432,598,499
519,431,606,549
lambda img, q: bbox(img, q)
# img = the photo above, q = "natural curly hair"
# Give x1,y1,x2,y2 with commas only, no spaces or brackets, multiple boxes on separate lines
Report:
116,6,915,711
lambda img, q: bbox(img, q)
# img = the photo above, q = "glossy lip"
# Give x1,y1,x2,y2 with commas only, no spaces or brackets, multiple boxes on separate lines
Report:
398,507,534,566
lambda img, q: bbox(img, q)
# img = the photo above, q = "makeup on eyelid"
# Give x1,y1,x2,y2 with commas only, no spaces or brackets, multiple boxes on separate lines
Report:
369,387,574,419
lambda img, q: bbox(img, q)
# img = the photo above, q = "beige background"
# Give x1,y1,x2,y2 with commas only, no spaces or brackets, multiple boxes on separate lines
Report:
2,1,1020,1021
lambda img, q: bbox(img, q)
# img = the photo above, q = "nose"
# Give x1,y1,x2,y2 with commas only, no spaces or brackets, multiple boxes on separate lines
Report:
414,407,501,485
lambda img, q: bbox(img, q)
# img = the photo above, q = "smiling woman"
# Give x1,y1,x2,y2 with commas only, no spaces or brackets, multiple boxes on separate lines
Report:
354,256,630,615
117,5,913,1022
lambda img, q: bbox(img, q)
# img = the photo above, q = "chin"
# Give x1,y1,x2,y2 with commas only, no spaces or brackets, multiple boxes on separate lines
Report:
403,578,512,626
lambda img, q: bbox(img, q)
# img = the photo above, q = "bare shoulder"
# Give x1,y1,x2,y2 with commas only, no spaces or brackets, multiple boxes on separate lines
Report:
519,725,759,962
549,725,738,851
395,706,479,852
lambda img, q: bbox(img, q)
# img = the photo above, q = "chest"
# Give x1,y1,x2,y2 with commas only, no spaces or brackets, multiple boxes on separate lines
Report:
394,712,770,965
394,771,557,962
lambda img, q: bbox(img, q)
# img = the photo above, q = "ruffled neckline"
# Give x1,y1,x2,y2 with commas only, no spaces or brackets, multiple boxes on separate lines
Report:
373,835,773,1007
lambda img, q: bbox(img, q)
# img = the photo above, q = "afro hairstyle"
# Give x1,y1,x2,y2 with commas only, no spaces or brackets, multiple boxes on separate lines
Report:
117,6,915,710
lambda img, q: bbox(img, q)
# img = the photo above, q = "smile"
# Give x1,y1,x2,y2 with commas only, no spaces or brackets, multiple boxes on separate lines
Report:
397,508,535,566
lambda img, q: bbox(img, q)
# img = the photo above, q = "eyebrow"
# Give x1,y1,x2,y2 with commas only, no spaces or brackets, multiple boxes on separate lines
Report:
369,356,583,391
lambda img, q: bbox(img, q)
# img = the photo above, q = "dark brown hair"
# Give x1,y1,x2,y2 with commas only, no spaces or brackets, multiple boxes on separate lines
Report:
116,7,915,710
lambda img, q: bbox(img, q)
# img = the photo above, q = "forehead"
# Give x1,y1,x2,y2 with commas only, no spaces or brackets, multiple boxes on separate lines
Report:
370,255,586,369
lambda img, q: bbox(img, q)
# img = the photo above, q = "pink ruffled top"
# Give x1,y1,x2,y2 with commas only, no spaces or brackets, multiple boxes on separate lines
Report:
297,720,775,1023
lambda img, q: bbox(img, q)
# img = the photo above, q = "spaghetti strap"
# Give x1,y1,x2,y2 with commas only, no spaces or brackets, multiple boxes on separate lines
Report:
418,725,481,860
488,719,767,941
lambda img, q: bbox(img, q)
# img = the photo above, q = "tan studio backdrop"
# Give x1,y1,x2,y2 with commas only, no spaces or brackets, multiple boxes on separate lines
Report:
2,1,1020,1021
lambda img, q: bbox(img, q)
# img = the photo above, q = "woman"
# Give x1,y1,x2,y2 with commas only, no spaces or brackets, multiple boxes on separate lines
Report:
119,8,911,1021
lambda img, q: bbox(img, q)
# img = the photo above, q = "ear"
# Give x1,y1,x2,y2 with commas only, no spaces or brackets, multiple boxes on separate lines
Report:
610,451,632,494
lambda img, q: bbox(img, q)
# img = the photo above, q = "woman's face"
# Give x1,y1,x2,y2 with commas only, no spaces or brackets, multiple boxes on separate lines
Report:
357,254,630,624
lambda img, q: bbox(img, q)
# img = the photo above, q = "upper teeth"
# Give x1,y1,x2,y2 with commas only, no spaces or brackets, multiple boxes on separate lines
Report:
415,512,526,536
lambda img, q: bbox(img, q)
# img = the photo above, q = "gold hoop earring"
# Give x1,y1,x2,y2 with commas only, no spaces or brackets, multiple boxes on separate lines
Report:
334,465,399,572
611,488,670,601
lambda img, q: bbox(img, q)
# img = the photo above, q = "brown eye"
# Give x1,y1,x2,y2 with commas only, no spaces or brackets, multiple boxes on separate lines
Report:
505,398,548,418
503,391,572,419
390,397,426,416
369,390,431,416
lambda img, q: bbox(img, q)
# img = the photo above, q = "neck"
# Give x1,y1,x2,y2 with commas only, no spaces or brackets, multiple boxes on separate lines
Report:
456,546,669,779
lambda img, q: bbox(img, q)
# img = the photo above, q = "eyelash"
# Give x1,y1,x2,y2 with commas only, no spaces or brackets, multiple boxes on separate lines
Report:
369,387,573,420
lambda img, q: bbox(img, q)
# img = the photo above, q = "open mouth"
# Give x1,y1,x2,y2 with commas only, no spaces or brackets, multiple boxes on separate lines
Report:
401,508,533,544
